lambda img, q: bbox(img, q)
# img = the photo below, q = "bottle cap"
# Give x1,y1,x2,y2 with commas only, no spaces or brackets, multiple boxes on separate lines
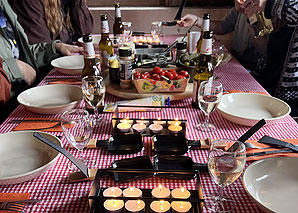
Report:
119,47,132,57
82,34,92,42
176,42,187,49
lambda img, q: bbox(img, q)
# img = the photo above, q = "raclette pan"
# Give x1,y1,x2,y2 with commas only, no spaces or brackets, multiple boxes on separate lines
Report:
152,135,201,155
97,134,143,154
98,155,207,183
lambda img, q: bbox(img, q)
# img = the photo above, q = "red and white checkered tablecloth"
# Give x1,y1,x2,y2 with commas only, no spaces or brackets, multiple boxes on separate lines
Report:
1,42,298,213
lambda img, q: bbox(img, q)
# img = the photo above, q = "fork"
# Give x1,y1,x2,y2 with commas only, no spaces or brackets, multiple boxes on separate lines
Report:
245,142,274,150
0,199,41,212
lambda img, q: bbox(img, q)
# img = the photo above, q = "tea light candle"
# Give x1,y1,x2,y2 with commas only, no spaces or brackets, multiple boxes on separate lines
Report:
168,122,182,134
103,187,123,198
150,200,170,213
132,123,146,133
171,187,191,199
168,120,181,126
149,123,163,134
123,187,142,197
151,184,170,198
171,201,192,213
120,118,133,125
136,117,149,126
104,199,124,213
125,200,145,213
153,118,166,126
117,119,131,132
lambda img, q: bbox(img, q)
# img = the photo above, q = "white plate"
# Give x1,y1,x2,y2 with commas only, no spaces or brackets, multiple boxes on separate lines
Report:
0,131,61,185
78,34,101,44
51,55,84,75
243,157,298,213
217,93,291,126
17,84,83,114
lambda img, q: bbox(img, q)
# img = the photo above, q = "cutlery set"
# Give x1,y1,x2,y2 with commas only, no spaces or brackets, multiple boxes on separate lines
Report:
0,199,40,212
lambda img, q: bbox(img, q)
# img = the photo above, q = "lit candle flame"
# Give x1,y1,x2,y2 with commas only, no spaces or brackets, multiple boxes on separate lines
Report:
181,187,185,193
175,121,179,127
130,187,134,195
180,201,184,208
141,116,145,120
159,184,163,192
157,117,161,121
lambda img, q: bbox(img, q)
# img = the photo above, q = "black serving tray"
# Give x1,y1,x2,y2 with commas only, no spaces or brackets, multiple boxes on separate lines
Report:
89,170,204,213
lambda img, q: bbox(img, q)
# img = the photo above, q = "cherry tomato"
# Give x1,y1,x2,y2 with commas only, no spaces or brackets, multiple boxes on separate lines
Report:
141,73,149,79
151,74,161,81
151,66,163,75
159,70,166,77
178,70,189,78
174,75,186,80
134,71,141,79
165,71,174,80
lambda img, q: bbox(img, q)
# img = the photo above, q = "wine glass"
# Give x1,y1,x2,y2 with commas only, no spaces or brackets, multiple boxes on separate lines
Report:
61,109,93,170
122,21,132,42
205,139,246,212
81,76,106,126
196,80,223,132
212,43,225,68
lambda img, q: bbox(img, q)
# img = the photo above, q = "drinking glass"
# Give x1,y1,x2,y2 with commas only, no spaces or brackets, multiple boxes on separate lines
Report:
196,80,223,132
151,21,163,43
61,109,93,170
206,139,246,212
212,44,225,68
122,21,132,42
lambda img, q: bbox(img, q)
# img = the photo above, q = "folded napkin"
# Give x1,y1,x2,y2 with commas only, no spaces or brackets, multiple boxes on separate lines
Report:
0,193,30,213
224,89,268,96
48,79,81,85
13,118,62,132
225,139,298,161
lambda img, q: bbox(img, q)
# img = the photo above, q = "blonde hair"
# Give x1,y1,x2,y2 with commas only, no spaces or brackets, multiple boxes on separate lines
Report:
44,0,63,38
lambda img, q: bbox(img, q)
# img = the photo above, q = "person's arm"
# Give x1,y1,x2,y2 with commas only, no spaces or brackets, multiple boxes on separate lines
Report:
68,0,94,41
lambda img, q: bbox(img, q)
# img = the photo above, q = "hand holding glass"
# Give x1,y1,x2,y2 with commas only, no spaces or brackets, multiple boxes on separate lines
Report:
206,139,246,212
196,80,223,132
61,109,93,170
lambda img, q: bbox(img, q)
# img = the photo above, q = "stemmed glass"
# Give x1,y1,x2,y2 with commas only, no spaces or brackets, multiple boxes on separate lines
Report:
151,21,163,43
212,44,225,68
81,76,106,126
206,139,246,212
196,80,223,132
61,109,93,171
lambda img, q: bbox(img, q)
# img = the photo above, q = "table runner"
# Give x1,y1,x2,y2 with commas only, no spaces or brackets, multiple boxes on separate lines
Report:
0,41,298,213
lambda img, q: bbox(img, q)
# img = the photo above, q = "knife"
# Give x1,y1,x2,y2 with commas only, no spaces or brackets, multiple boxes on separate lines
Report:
227,119,266,152
246,149,294,157
33,132,89,178
258,135,298,152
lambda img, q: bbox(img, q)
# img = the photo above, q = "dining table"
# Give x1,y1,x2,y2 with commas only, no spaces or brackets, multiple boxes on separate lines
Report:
0,34,298,213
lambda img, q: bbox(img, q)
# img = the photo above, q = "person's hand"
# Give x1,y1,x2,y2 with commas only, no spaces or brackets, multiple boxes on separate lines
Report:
55,43,84,56
178,14,203,28
16,59,36,86
242,0,267,17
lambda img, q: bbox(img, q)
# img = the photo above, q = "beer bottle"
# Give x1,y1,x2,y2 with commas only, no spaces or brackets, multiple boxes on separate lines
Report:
192,31,214,108
248,12,273,38
99,14,114,69
82,34,99,78
196,13,210,53
113,2,124,36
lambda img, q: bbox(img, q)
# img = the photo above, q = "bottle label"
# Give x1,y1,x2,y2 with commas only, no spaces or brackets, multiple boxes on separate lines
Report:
202,19,210,31
115,8,121,18
101,20,109,34
200,38,212,55
119,63,132,80
84,42,95,58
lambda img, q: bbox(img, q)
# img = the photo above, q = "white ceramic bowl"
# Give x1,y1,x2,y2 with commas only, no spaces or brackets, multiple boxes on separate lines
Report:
51,55,84,75
217,93,291,126
17,84,83,114
78,34,101,44
243,157,298,213
0,131,61,185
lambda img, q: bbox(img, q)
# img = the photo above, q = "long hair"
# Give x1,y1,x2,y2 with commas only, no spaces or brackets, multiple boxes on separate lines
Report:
43,0,64,38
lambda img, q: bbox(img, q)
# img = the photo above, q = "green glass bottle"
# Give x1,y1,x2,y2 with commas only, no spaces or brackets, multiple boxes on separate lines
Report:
196,13,210,54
